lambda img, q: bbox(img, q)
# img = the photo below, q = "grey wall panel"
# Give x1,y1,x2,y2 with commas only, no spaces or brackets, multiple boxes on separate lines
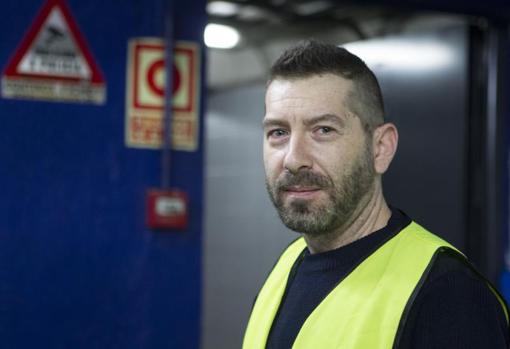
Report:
202,85,296,349
366,27,468,249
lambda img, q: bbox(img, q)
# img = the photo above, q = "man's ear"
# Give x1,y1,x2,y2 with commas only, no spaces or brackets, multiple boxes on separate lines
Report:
372,123,398,174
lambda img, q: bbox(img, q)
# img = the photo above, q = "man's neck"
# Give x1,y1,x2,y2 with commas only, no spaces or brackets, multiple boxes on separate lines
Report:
303,184,391,254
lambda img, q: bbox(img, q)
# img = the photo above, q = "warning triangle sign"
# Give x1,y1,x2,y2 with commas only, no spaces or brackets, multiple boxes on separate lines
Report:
2,0,106,104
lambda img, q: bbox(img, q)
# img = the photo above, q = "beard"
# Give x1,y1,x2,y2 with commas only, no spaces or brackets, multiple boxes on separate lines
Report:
265,143,375,237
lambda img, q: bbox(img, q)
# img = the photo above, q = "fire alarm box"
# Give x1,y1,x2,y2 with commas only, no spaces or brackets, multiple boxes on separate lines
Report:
146,189,188,230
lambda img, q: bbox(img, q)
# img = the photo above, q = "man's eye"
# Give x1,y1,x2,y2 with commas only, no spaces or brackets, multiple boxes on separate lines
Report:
318,126,333,134
268,129,288,138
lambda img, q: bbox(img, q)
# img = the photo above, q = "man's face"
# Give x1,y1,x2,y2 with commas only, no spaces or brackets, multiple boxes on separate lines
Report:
263,74,376,236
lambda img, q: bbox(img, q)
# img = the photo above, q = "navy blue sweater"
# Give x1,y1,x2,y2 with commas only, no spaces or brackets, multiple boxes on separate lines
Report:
265,209,509,348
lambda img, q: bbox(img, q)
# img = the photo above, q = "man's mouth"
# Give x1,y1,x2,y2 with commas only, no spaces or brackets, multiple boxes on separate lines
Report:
281,186,322,199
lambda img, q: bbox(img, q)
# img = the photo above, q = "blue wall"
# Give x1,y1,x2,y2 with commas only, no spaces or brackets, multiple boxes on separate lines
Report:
0,0,205,348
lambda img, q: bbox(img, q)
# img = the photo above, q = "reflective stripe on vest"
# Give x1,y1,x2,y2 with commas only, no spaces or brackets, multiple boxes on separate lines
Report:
243,221,509,349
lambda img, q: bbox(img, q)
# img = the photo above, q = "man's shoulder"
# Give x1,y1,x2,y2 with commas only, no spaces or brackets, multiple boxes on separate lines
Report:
419,248,505,311
401,221,494,294
426,248,480,282
397,249,510,348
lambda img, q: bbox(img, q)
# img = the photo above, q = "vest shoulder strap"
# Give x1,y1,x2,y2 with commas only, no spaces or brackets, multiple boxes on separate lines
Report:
242,237,306,349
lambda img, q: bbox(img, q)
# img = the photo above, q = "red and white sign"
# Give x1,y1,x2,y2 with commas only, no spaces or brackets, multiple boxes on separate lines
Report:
125,38,200,151
1,0,106,104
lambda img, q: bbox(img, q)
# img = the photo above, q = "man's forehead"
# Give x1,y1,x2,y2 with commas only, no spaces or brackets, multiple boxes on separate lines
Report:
264,74,354,121
265,74,353,106
267,74,352,93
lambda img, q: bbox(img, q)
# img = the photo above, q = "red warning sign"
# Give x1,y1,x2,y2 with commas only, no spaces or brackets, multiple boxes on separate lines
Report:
125,38,200,151
1,0,106,104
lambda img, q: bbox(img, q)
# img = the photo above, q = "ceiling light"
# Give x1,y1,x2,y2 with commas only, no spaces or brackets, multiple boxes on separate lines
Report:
342,39,454,71
204,23,240,49
207,1,240,17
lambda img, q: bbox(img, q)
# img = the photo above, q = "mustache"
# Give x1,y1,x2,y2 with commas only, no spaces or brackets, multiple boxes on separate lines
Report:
276,171,332,191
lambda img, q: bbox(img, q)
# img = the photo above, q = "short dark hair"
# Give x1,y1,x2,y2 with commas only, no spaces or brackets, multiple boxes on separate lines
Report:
269,40,384,133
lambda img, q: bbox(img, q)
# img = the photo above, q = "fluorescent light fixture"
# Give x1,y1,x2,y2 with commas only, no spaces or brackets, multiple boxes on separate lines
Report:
342,39,454,71
204,23,240,49
207,1,239,16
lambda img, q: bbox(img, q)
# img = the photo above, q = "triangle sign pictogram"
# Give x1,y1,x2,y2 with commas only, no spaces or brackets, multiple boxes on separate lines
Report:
3,0,104,83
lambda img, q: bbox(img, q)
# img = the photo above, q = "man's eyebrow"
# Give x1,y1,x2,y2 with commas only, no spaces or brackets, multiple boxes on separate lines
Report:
262,118,288,129
303,113,346,128
262,113,346,129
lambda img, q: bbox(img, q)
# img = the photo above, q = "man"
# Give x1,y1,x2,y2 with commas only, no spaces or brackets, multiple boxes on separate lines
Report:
243,40,509,349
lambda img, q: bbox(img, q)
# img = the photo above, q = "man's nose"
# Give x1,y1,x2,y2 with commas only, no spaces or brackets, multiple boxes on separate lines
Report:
283,134,313,174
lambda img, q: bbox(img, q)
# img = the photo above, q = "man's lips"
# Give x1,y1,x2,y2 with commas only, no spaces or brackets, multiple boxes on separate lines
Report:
283,185,320,192
281,186,322,198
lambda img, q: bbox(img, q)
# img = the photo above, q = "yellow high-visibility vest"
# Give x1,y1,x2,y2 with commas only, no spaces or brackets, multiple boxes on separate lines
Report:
243,222,509,349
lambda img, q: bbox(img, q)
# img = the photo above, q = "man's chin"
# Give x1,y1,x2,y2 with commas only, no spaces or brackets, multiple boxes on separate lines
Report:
280,216,331,236
280,217,312,234
278,207,322,230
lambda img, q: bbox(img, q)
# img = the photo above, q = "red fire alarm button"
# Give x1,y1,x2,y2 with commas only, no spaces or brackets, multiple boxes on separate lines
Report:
146,189,188,230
